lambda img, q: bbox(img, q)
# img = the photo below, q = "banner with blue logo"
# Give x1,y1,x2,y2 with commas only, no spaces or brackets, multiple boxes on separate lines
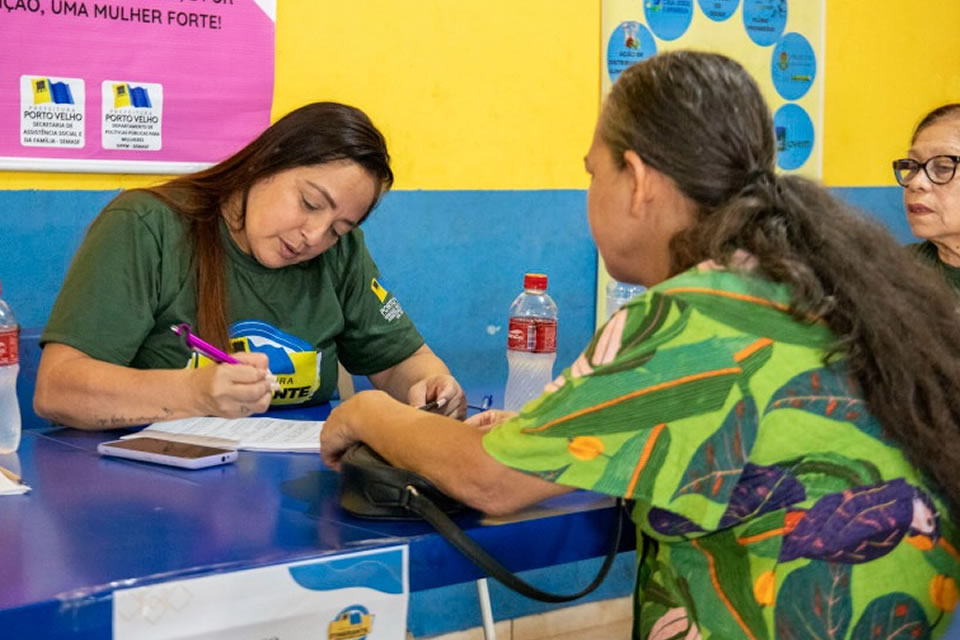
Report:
1,0,275,174
113,546,409,639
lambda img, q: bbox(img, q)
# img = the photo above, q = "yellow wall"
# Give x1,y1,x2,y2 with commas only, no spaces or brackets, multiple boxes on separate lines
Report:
275,2,599,190
2,1,957,191
823,0,960,186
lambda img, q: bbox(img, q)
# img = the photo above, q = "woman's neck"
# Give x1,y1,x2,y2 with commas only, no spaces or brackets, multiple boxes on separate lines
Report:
931,237,960,268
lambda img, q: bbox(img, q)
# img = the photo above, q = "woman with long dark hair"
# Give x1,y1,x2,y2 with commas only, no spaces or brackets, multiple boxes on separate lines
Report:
321,53,960,638
35,102,465,429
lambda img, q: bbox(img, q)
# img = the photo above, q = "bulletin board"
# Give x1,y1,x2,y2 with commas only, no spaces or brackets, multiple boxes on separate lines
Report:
597,0,825,325
0,0,276,174
603,0,824,178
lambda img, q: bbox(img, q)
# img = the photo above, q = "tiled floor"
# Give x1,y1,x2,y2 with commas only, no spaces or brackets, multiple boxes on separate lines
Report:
410,596,633,640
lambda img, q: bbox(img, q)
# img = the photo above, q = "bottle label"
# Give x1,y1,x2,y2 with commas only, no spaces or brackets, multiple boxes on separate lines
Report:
0,327,18,366
507,317,557,353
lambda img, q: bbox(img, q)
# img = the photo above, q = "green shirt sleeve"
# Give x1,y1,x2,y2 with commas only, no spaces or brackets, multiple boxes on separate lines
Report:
41,193,169,365
330,228,424,376
483,271,796,534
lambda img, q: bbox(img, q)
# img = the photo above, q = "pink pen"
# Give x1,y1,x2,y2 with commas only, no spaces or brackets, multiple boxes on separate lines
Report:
170,323,240,364
171,323,279,391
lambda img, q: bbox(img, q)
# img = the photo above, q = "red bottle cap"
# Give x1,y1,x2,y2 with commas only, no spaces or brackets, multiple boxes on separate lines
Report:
523,273,548,291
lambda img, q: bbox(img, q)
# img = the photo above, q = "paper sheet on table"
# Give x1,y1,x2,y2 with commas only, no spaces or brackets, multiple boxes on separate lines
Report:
0,466,30,495
121,417,323,452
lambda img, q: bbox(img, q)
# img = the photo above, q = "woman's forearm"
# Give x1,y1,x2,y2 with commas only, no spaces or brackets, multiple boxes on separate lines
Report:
348,393,569,515
34,343,201,430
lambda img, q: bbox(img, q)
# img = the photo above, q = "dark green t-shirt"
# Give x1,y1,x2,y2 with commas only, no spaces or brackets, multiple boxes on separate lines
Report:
911,241,960,292
42,191,424,406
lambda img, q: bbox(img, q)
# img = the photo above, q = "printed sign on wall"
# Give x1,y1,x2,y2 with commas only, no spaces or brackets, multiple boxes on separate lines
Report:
597,0,824,326
1,0,276,173
602,0,823,178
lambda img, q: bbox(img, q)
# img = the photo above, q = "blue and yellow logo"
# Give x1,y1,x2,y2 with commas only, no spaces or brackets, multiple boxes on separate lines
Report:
370,277,388,303
112,83,152,109
31,78,74,105
328,605,374,640
186,321,320,405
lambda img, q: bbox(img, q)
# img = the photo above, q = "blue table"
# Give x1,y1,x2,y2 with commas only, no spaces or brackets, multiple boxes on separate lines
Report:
0,405,635,638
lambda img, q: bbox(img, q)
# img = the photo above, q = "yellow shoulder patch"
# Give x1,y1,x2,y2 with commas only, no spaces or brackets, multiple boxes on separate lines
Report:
371,277,388,303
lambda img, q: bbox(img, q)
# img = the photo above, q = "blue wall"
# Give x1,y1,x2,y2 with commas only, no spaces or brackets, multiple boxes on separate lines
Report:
0,185,913,430
0,188,598,428
0,185,911,332
832,186,913,243
365,189,597,395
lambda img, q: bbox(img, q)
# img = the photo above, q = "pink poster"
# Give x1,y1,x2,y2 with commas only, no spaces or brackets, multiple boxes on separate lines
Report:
0,0,275,173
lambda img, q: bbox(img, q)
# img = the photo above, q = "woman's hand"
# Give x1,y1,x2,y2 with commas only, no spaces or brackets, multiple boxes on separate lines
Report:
407,374,467,419
367,345,466,419
321,390,391,470
464,409,517,433
191,351,274,418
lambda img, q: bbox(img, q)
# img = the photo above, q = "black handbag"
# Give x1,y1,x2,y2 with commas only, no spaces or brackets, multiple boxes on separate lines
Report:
338,443,625,603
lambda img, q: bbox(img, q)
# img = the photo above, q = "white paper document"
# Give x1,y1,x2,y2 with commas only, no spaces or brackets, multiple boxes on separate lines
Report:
121,416,323,452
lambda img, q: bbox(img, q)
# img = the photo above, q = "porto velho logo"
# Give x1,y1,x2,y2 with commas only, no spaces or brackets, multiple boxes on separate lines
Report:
112,83,153,109
327,604,374,640
31,78,74,105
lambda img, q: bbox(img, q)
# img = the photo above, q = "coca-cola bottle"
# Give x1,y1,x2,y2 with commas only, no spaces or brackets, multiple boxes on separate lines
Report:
504,273,557,412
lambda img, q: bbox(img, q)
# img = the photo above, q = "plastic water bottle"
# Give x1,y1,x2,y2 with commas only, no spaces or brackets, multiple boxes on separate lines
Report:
504,273,557,412
0,280,20,454
604,280,646,321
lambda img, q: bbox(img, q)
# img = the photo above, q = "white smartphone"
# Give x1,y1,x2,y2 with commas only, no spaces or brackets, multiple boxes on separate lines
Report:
97,437,238,469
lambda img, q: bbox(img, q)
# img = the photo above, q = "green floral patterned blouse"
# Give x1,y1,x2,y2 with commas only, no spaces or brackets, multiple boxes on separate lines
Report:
483,266,959,640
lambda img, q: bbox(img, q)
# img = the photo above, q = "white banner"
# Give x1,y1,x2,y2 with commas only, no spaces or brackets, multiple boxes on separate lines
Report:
113,546,409,640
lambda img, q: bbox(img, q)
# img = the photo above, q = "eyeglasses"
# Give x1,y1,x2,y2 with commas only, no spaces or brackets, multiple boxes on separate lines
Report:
892,155,960,187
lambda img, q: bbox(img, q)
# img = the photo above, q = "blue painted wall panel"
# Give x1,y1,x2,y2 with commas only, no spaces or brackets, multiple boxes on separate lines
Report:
364,190,596,395
832,185,915,243
0,189,597,418
0,190,118,328
0,185,918,421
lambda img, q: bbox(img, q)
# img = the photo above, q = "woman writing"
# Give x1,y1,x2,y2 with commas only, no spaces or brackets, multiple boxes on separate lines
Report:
321,53,960,638
35,102,465,429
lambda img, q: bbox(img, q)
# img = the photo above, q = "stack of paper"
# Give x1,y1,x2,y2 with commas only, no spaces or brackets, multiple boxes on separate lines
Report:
122,416,323,452
0,465,30,495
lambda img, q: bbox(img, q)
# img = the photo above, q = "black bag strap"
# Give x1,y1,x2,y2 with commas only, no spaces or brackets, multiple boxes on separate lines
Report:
401,484,625,603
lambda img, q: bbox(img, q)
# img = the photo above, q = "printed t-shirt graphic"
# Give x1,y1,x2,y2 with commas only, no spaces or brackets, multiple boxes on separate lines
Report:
187,321,321,405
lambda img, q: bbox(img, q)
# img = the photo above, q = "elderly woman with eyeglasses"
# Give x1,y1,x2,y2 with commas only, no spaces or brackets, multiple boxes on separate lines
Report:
894,104,960,291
